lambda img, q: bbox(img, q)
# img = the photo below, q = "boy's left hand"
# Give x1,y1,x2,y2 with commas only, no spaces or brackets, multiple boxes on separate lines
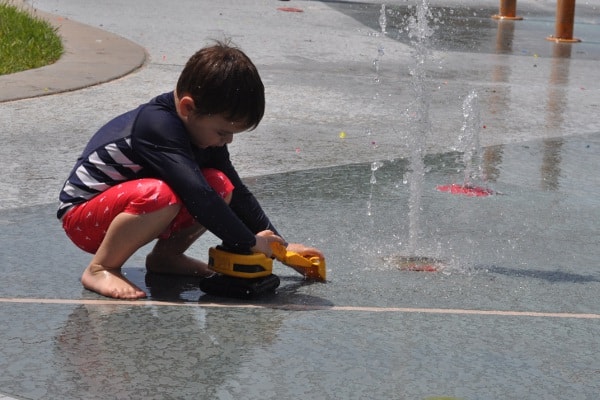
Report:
285,243,324,260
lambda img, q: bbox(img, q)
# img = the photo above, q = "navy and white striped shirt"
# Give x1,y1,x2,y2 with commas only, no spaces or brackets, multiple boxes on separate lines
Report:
58,92,276,250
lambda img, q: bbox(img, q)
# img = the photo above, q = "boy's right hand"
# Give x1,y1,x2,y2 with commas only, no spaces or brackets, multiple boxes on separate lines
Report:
251,230,285,258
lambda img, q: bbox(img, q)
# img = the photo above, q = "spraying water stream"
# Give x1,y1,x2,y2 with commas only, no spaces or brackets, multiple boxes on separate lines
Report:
369,1,492,271
366,4,388,217
379,0,443,272
405,0,434,256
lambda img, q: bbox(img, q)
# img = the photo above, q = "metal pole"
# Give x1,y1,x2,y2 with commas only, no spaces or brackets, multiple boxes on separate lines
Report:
492,0,523,20
547,0,581,42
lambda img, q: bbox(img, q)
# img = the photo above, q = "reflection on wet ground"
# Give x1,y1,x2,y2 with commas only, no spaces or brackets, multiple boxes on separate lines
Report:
1,133,599,399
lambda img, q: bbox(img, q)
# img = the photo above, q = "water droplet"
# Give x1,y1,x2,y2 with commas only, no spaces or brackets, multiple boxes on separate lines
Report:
371,161,384,171
378,4,387,34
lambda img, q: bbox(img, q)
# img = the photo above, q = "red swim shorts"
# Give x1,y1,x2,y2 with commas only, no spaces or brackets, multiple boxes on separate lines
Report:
62,168,234,254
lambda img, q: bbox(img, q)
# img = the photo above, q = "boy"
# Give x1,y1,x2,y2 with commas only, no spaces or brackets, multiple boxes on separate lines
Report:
58,42,323,299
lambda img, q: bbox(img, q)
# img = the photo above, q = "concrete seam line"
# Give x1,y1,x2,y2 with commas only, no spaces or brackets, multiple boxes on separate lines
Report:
0,297,598,319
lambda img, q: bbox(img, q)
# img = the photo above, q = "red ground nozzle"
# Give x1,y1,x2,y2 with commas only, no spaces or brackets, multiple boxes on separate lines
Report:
436,184,494,197
391,256,442,272
400,263,438,272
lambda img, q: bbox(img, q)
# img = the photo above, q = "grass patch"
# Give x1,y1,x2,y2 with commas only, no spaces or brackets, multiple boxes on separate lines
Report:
0,2,63,75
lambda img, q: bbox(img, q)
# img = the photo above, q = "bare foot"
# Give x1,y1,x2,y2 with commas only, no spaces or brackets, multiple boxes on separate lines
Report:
145,252,214,277
81,264,147,299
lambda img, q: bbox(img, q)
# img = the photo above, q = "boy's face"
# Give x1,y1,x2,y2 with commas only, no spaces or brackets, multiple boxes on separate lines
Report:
185,113,248,149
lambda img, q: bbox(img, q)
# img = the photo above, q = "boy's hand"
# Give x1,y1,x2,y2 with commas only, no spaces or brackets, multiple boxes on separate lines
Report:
251,230,285,258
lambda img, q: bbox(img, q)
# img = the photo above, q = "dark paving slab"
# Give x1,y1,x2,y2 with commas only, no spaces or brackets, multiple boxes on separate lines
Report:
1,134,599,399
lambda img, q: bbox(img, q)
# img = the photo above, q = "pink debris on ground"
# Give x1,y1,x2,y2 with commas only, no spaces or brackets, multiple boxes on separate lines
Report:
277,7,303,12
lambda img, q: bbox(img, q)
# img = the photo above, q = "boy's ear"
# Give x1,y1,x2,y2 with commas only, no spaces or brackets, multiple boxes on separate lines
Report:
177,95,196,119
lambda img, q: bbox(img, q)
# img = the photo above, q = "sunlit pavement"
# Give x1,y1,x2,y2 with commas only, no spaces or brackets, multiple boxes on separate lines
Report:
1,1,599,399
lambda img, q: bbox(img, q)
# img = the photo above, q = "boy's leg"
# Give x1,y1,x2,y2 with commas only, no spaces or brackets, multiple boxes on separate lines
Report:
145,223,210,276
146,168,235,276
63,178,184,299
63,169,234,297
82,204,181,299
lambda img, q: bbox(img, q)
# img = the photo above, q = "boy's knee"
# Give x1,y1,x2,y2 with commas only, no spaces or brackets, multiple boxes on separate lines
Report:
201,168,234,201
125,178,182,214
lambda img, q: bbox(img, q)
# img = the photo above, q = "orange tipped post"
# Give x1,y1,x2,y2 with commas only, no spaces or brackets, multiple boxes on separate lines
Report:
546,0,581,43
492,0,523,20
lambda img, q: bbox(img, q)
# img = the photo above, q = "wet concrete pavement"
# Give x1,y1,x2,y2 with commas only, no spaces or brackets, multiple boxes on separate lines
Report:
1,1,600,399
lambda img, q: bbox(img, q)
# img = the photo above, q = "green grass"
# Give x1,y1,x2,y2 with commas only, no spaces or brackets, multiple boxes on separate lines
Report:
0,2,63,75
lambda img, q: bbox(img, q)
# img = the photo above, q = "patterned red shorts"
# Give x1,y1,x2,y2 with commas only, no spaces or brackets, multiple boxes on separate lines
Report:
62,168,234,254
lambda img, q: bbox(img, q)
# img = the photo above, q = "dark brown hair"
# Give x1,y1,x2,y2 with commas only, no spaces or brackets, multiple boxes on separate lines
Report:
176,42,265,130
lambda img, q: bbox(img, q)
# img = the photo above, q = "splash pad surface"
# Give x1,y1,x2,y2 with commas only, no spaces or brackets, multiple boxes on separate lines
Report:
1,0,600,399
2,134,599,400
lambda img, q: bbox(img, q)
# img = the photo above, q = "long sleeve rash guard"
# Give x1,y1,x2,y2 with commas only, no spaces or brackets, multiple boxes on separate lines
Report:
57,92,278,251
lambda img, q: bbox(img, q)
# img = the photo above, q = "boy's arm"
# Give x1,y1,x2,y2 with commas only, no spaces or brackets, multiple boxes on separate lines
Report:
207,146,282,238
132,117,258,251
